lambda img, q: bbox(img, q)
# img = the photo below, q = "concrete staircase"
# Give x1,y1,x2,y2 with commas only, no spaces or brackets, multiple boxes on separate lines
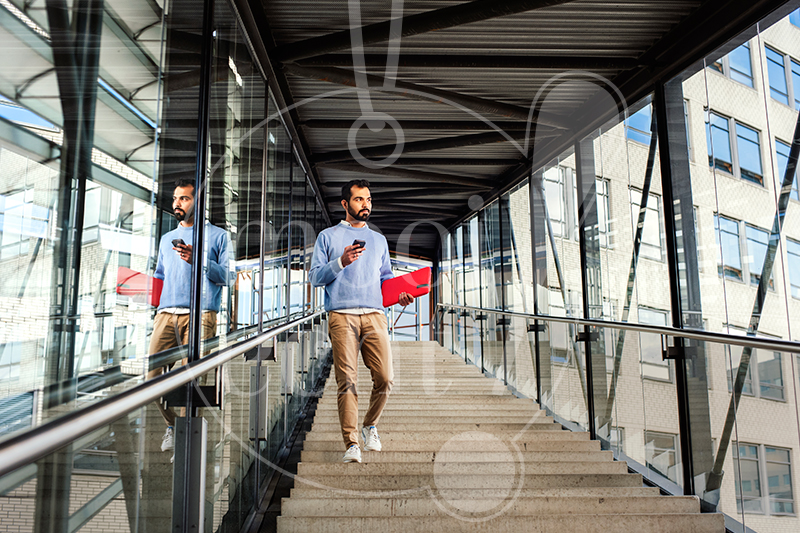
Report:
277,341,724,532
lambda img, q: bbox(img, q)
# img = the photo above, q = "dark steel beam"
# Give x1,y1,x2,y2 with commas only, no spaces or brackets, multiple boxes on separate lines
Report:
312,131,531,164
324,189,476,202
320,180,478,190
300,119,540,132
298,54,640,71
272,0,576,62
282,64,568,129
393,158,522,166
317,162,494,189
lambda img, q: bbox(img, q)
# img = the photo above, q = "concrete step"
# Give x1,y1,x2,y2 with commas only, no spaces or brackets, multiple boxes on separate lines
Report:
314,404,543,413
301,439,599,452
303,431,588,442
291,473,645,491
281,495,702,517
316,396,537,404
311,416,554,425
276,514,724,533
309,423,563,432
287,486,662,499
296,461,628,477
300,450,614,463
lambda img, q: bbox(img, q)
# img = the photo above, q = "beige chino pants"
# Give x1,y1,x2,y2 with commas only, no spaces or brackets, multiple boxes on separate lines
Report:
328,311,394,449
147,310,217,426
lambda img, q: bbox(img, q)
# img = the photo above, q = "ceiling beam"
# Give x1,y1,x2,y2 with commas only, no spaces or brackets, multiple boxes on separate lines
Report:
297,54,640,71
312,131,531,164
300,119,540,132
324,188,478,203
272,0,576,62
282,64,568,129
317,162,495,188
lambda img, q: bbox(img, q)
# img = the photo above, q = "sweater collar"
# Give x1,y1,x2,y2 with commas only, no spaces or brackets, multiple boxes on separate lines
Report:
339,220,368,229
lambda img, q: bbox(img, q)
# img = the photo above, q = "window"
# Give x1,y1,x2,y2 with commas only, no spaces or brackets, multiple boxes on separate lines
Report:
792,9,800,27
767,46,790,105
645,431,680,484
638,307,669,381
734,444,763,512
775,140,800,201
596,179,610,248
745,225,774,288
630,189,663,261
715,214,743,281
788,239,800,299
543,166,566,237
734,443,795,515
736,123,763,185
707,111,733,174
725,326,784,401
625,104,652,144
709,42,754,87
766,46,800,109
0,189,50,260
0,342,21,381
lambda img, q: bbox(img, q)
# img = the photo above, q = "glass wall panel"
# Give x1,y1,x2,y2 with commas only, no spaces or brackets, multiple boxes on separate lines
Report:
452,226,465,359
480,202,504,377
0,0,167,434
463,218,481,365
666,10,800,530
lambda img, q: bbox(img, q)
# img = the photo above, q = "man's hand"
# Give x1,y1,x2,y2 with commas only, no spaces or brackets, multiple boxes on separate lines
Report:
398,292,414,306
341,243,364,267
173,243,193,264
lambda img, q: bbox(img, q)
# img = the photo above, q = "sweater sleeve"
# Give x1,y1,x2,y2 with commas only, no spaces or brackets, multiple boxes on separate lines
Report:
153,240,165,280
379,237,393,284
206,231,232,286
309,232,343,287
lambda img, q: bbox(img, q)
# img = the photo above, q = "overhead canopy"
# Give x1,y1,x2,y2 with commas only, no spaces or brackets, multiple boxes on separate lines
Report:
251,0,791,257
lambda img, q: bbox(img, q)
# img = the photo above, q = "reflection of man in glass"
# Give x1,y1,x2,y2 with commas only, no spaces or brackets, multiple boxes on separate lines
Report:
147,178,230,458
310,179,413,463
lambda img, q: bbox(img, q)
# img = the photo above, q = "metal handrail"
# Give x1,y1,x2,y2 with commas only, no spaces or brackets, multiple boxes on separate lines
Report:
0,310,325,479
437,303,800,354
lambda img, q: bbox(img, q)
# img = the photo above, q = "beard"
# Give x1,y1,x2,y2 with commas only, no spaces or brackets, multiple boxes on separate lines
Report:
347,203,370,221
174,205,193,222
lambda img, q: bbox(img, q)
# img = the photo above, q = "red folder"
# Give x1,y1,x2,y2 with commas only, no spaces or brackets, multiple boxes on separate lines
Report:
381,267,431,307
116,267,163,307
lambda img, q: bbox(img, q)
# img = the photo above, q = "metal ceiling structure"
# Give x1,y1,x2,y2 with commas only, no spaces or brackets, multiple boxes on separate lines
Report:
233,0,796,258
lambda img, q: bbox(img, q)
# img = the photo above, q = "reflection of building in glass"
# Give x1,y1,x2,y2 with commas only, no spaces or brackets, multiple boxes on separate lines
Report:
438,9,800,532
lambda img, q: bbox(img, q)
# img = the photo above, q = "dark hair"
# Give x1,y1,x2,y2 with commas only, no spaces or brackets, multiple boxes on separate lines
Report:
174,178,195,196
341,179,370,202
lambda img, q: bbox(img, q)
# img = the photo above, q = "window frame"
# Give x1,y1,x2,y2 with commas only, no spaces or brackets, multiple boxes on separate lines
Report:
644,430,681,485
765,44,800,110
714,213,744,282
787,238,800,300
734,442,796,516
706,111,765,186
774,139,800,202
724,325,785,402
630,188,665,262
709,41,754,88
638,306,672,382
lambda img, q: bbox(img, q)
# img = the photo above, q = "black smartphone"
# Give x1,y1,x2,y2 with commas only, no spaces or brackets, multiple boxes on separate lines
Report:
172,238,185,248
352,239,366,249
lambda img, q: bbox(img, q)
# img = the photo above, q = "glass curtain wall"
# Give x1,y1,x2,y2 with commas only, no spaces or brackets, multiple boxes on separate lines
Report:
435,6,800,533
0,0,330,530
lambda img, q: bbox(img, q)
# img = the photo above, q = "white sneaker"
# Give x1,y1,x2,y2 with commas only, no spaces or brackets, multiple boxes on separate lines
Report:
161,426,175,452
361,425,381,452
342,445,362,463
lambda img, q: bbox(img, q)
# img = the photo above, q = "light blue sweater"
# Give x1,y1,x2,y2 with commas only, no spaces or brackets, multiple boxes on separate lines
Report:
154,223,231,311
309,223,393,311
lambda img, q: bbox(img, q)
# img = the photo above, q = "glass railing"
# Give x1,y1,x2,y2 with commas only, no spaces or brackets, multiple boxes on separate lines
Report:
0,310,330,533
436,302,800,532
